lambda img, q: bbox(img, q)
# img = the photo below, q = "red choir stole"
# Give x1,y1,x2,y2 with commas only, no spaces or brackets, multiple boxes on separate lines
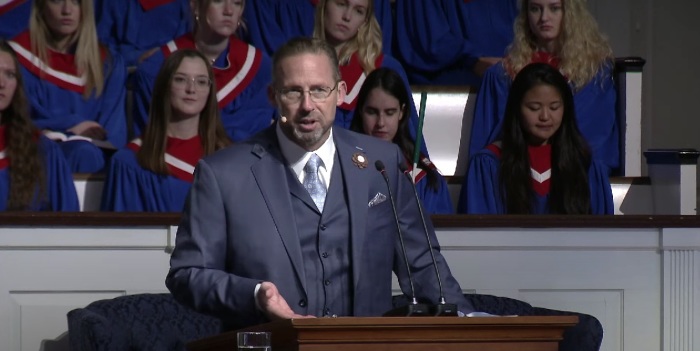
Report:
8,31,107,94
338,53,384,111
138,0,175,11
531,51,561,69
0,126,8,170
0,0,26,15
487,143,552,196
403,154,438,184
128,136,203,183
161,34,263,108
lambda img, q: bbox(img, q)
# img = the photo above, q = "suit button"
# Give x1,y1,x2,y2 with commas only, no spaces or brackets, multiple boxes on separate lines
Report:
324,280,331,286
298,299,307,307
322,252,329,258
320,224,327,230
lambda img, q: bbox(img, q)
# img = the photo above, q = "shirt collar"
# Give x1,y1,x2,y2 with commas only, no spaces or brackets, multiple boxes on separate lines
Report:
275,122,336,178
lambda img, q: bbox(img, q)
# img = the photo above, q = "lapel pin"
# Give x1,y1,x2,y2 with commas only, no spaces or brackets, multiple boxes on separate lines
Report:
352,152,368,169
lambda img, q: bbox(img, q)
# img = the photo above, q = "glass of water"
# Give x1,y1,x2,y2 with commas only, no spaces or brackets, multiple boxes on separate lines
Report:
237,331,271,351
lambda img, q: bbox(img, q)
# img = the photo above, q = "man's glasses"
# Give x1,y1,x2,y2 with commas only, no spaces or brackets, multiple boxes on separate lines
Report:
172,75,212,91
277,83,338,103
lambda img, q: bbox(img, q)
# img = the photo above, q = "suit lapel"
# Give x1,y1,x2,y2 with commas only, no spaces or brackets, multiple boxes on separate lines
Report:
250,130,307,294
334,130,369,291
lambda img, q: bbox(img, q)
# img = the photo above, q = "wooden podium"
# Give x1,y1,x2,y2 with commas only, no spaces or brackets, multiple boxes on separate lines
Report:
187,316,578,351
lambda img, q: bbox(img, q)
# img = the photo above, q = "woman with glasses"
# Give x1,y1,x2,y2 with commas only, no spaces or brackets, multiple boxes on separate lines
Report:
101,49,231,212
8,0,128,173
350,68,453,214
312,0,426,157
0,40,79,211
131,0,275,142
243,0,393,57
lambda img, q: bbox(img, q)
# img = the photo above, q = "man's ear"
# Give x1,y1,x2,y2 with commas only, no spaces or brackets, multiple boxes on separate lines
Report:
336,81,347,107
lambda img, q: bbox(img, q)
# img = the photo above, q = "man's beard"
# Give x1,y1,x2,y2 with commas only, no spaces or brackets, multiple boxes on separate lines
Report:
291,123,330,148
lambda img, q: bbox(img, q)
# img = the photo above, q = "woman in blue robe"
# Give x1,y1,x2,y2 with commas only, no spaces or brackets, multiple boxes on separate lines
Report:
10,0,128,174
458,63,613,215
313,0,429,156
131,0,274,141
394,0,518,86
0,0,31,40
468,0,618,174
351,68,453,214
0,40,78,211
96,0,191,67
243,0,393,56
102,49,231,212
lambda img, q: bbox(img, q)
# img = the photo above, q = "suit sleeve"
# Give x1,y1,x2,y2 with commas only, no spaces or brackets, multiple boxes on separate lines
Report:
166,159,262,326
392,147,474,313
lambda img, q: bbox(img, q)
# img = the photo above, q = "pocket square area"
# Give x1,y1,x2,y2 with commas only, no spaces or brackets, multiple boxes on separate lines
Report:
368,192,387,207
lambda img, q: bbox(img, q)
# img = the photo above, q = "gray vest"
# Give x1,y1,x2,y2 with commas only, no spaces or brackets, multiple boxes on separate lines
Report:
287,153,353,317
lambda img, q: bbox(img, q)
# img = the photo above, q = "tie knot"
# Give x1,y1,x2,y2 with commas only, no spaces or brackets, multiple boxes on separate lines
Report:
304,154,322,174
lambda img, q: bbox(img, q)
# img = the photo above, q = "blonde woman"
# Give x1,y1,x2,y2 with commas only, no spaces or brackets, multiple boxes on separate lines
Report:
131,0,275,142
243,0,393,56
313,0,427,156
468,0,618,173
8,0,128,173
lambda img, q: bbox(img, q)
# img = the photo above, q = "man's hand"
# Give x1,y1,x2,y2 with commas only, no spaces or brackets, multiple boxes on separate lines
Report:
256,282,315,321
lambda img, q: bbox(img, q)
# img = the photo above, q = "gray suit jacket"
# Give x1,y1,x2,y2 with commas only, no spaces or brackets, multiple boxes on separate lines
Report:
166,125,472,328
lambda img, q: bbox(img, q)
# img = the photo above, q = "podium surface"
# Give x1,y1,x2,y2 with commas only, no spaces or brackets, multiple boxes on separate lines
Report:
188,316,578,351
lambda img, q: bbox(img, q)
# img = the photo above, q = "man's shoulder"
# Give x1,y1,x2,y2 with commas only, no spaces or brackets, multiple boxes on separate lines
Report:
334,128,399,157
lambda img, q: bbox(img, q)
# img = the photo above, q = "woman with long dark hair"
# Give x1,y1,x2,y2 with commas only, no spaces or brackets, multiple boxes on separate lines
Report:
351,68,452,214
458,63,613,214
0,40,78,211
101,49,231,212
468,0,618,174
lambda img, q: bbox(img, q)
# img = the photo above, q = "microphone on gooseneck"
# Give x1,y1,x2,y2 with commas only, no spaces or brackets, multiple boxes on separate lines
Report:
375,160,431,317
399,163,458,316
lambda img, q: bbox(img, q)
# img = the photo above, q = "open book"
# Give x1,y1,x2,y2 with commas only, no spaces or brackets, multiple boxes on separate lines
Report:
43,130,116,150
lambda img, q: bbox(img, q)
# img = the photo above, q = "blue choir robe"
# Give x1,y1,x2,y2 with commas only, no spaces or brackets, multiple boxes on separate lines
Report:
394,0,517,86
337,53,429,156
242,0,394,56
468,61,619,173
101,136,202,212
131,34,275,141
0,132,79,211
406,156,453,215
458,143,614,214
97,0,191,67
0,0,30,40
9,32,128,173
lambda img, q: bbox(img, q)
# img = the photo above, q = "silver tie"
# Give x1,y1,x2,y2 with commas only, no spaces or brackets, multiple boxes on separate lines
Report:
303,154,326,212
